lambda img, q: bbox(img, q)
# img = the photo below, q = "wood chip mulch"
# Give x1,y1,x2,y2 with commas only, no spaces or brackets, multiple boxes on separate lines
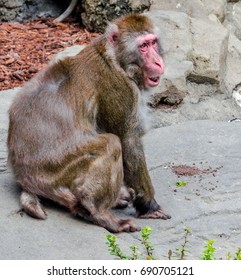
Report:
0,18,98,91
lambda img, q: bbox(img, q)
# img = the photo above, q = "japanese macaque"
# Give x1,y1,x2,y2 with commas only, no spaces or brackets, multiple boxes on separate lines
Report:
7,14,171,233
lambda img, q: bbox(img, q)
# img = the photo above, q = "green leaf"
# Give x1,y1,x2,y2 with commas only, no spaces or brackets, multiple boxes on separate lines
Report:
176,181,188,187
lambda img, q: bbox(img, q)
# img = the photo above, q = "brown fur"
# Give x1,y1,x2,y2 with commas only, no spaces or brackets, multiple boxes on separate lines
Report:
7,14,170,233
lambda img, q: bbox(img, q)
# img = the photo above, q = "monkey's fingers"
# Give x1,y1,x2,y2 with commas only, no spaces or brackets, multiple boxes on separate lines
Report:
117,219,141,233
137,208,171,220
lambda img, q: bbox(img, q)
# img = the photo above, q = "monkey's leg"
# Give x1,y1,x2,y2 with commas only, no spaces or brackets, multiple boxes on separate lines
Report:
122,135,171,220
71,134,140,233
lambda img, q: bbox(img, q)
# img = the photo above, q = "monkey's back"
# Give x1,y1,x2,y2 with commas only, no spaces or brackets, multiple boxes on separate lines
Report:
7,38,139,186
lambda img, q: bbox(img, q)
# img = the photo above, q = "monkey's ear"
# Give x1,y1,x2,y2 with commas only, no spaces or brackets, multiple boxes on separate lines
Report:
105,22,119,46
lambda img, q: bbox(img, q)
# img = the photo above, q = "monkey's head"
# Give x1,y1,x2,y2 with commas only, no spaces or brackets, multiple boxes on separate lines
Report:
105,14,165,90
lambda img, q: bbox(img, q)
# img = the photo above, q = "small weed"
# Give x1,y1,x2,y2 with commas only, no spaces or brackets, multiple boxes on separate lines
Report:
106,227,241,260
105,226,155,260
168,227,191,260
106,234,129,260
141,226,156,260
176,181,188,187
200,240,216,260
234,248,241,260
228,248,241,260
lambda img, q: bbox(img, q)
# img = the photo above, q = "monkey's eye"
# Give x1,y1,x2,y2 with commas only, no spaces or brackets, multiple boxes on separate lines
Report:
151,39,158,45
139,42,148,50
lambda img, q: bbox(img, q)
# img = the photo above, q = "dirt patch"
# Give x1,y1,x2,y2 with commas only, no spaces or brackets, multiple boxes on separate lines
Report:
0,18,98,91
171,164,223,177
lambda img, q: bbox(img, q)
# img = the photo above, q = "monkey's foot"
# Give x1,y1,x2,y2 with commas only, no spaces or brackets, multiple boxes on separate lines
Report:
20,191,47,219
115,219,141,233
137,208,171,220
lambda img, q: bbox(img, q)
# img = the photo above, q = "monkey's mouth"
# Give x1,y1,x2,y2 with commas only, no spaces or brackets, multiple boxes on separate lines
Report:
147,76,160,87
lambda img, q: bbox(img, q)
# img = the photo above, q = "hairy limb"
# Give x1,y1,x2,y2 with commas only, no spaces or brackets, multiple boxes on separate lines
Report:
122,134,171,219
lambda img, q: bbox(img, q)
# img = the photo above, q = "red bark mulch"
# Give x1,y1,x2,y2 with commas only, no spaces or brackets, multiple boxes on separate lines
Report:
0,18,98,91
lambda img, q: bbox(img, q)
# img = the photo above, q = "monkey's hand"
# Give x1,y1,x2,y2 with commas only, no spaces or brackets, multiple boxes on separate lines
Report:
134,198,171,220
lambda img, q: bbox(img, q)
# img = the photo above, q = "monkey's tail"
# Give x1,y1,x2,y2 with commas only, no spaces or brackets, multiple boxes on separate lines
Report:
20,191,47,219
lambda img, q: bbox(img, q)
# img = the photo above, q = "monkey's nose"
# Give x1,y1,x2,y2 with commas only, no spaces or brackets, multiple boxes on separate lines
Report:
155,61,165,74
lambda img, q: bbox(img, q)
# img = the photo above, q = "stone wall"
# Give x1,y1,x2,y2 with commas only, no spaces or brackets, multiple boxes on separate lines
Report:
147,0,241,127
81,0,151,32
0,0,68,21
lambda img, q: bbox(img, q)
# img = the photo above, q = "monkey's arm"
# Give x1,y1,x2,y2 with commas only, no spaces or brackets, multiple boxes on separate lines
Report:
122,135,171,219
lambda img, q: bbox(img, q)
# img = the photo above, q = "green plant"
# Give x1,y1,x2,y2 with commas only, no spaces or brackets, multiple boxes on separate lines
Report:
168,227,191,260
176,227,191,260
106,227,241,260
141,226,156,260
234,248,241,260
106,234,129,260
129,244,141,260
105,226,155,260
176,181,188,187
200,240,216,260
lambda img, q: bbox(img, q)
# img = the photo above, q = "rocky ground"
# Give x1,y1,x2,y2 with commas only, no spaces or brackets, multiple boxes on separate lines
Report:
1,0,241,260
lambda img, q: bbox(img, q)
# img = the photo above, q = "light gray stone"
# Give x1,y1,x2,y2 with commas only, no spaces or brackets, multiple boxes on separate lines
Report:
150,0,207,18
200,0,226,22
226,2,241,40
221,33,241,96
151,82,241,127
188,17,229,85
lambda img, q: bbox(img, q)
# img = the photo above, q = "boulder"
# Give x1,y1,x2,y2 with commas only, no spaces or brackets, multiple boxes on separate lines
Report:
150,0,207,19
188,17,229,85
225,1,241,40
200,0,226,22
81,0,151,32
221,33,241,96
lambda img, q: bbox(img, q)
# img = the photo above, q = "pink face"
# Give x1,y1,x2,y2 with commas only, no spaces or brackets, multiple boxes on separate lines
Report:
137,34,165,88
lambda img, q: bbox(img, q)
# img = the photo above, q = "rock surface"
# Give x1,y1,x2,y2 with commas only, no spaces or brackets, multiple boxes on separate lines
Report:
81,0,152,32
0,0,68,21
146,0,241,126
1,89,241,260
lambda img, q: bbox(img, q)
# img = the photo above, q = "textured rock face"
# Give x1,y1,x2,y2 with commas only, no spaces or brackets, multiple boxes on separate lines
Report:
0,0,68,21
146,0,241,126
81,0,151,32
